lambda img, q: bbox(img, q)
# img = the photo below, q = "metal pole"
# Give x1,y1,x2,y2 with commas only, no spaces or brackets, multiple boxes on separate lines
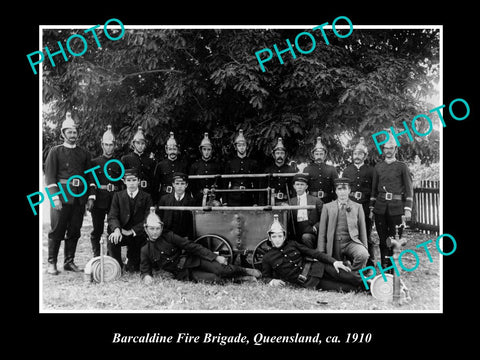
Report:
100,237,105,284
155,205,316,211
187,173,300,180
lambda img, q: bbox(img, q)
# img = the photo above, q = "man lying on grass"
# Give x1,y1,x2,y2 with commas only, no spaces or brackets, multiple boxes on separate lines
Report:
140,207,261,284
261,215,367,292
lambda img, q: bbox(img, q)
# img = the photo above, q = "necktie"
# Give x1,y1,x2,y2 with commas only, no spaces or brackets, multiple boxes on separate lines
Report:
130,192,134,199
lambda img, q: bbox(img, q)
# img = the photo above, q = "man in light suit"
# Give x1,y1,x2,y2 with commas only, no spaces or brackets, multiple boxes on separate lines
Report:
288,173,323,248
317,177,369,271
107,168,153,272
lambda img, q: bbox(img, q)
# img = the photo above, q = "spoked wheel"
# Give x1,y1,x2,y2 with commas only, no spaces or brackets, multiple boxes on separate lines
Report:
195,235,234,264
251,238,272,270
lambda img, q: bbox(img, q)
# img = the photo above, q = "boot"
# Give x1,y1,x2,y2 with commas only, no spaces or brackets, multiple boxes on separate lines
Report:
64,261,82,272
47,263,59,275
243,267,262,278
233,275,258,283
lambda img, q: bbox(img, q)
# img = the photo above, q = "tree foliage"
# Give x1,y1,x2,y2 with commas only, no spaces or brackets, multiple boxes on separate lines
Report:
42,27,440,168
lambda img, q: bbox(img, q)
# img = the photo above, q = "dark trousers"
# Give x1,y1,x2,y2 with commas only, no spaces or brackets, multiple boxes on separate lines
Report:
48,200,85,265
190,258,249,283
107,234,144,270
90,207,108,257
361,202,376,266
315,264,363,292
295,221,317,248
374,208,403,266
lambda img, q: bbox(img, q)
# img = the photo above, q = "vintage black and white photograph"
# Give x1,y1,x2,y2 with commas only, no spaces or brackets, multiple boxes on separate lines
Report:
37,24,443,312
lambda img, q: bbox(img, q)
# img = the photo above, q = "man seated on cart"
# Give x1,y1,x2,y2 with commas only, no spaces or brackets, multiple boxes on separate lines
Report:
140,207,262,285
261,215,366,292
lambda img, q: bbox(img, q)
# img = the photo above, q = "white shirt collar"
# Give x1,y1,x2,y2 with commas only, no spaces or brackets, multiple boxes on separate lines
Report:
297,192,307,204
175,193,185,201
62,142,76,149
129,188,139,198
354,162,364,169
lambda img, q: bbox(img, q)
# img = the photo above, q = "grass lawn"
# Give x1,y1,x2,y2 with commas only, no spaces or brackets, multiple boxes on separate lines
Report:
40,213,441,312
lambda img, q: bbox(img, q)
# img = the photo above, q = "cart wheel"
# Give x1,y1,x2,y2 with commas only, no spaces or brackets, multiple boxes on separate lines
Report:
195,235,234,264
252,238,272,270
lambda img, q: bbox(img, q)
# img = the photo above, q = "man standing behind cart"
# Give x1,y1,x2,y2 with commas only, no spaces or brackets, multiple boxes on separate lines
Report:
153,132,188,203
303,137,338,203
263,137,298,205
44,112,96,275
121,126,156,197
188,133,222,205
223,129,260,206
341,137,376,267
88,125,123,257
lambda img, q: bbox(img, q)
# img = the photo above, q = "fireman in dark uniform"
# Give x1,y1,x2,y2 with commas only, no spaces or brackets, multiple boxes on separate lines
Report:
44,112,95,275
121,126,156,196
261,215,364,291
153,132,188,203
303,137,338,203
370,135,413,269
157,172,195,239
342,137,376,267
140,207,261,285
88,125,123,257
223,129,260,206
263,137,298,205
188,133,222,205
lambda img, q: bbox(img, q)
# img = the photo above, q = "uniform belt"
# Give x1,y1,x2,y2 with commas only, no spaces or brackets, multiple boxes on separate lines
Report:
274,192,285,200
379,192,403,201
99,184,118,192
349,191,367,201
311,190,325,198
58,178,81,187
297,257,317,284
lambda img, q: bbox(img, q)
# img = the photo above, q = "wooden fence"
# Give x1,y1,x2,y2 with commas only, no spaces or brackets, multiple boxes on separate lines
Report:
411,180,440,235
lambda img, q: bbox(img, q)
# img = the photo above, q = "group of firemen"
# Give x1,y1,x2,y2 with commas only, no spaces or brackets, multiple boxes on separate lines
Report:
44,112,413,292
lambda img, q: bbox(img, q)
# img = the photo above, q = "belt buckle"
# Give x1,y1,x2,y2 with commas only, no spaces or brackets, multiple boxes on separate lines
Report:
107,183,115,192
71,178,80,187
140,180,147,188
354,191,362,200
317,190,324,198
165,185,173,193
239,186,246,190
385,192,393,201
297,274,307,284
276,192,284,200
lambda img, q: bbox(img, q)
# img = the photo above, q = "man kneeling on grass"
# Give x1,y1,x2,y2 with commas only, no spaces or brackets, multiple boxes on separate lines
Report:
140,207,261,284
261,215,366,292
